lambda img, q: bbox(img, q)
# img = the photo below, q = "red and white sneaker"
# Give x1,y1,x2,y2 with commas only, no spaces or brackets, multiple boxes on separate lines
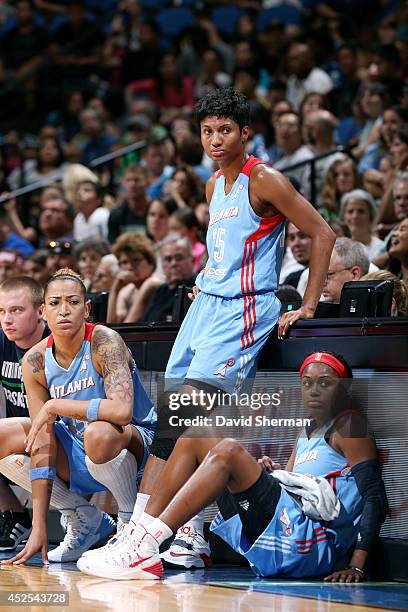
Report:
160,527,211,569
76,532,163,580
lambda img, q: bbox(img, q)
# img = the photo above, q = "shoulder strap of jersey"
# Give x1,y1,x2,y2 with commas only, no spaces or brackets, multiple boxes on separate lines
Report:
241,155,264,176
47,322,98,348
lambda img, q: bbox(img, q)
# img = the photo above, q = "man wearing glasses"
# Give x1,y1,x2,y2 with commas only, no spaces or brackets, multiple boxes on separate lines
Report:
143,235,195,323
322,237,370,303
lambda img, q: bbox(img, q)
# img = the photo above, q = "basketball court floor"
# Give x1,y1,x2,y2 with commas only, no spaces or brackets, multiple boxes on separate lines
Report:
0,548,407,612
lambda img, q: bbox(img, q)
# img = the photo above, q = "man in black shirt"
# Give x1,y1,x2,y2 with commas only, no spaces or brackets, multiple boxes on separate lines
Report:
144,236,195,323
108,165,150,244
0,277,48,551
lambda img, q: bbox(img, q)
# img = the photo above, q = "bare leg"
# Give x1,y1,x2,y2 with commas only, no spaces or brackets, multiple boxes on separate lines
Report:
84,421,144,465
138,455,166,495
159,438,262,531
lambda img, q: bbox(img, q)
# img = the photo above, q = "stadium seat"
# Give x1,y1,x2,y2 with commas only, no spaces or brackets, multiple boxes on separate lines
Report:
211,5,246,38
155,7,196,38
255,5,301,30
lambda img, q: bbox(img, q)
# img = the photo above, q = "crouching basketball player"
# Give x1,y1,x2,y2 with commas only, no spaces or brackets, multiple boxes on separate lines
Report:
0,268,156,564
78,352,387,581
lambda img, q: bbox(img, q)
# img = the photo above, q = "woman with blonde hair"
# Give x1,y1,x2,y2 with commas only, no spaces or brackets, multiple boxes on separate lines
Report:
361,270,408,316
321,158,361,220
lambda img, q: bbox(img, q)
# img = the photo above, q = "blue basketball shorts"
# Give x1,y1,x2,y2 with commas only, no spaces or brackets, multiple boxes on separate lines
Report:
165,290,281,393
54,420,155,495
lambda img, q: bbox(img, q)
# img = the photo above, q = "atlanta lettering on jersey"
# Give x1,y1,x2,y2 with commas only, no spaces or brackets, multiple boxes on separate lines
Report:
50,376,95,399
2,361,22,380
294,449,318,466
209,205,239,227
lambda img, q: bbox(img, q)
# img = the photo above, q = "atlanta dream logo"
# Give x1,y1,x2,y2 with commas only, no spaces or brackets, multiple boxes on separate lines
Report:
214,358,236,377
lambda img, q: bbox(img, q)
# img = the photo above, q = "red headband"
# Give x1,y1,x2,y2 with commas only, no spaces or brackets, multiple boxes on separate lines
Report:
299,352,348,379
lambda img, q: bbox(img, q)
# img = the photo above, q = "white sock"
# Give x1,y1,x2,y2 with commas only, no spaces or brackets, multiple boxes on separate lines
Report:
138,518,173,559
85,449,138,523
131,511,155,544
130,492,150,526
0,454,97,513
182,510,205,535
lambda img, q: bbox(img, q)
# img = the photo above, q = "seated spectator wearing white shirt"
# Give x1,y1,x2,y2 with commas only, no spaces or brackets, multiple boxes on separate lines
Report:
73,180,110,242
285,41,334,111
339,189,384,260
282,222,312,290
273,112,313,186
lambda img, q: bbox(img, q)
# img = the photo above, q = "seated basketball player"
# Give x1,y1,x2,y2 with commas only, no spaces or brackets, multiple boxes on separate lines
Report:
76,87,336,574
79,352,388,581
0,268,156,564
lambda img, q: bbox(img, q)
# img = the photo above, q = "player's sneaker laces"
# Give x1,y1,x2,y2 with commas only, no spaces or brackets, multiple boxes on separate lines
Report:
80,518,129,559
47,506,115,563
160,528,211,569
77,528,163,580
0,510,32,551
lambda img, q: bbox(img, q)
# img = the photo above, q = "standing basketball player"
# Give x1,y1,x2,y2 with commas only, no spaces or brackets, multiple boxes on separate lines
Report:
0,268,156,564
78,87,336,576
0,277,48,551
79,352,388,581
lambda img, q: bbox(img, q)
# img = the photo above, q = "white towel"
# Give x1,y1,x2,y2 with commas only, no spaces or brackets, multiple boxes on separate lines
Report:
272,470,340,522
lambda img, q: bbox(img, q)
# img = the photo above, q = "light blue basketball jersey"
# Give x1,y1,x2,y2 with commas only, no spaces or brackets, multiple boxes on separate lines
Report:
45,323,156,441
196,156,286,298
210,415,363,577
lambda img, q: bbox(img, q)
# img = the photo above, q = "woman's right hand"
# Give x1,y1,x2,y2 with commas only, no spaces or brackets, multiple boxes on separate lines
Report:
112,270,135,291
1,526,49,566
258,456,281,472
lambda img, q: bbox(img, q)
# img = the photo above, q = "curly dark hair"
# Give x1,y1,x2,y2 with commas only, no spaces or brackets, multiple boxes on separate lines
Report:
195,87,250,131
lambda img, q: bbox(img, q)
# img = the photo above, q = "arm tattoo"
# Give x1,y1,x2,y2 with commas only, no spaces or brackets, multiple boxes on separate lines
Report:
92,329,133,403
27,351,45,374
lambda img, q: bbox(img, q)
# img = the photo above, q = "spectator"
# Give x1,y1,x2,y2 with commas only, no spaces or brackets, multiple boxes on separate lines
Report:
107,232,158,323
321,158,361,220
38,196,74,246
62,163,99,204
74,238,110,291
322,237,370,303
358,105,408,174
194,202,210,232
388,218,408,282
163,166,205,209
92,254,119,293
361,270,408,317
119,19,162,86
45,240,76,275
301,109,344,205
7,136,68,191
78,108,119,168
195,48,231,99
374,173,408,267
146,199,176,245
143,141,175,200
282,223,312,290
174,134,212,183
353,82,390,159
0,250,23,283
340,189,384,260
273,112,313,186
46,90,85,143
169,209,207,273
143,235,195,323
285,41,334,111
0,210,34,258
21,249,50,285
108,164,150,243
73,180,109,241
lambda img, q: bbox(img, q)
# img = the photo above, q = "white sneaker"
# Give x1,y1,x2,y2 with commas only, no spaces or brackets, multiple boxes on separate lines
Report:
48,506,116,563
160,528,211,569
77,530,163,580
80,519,129,559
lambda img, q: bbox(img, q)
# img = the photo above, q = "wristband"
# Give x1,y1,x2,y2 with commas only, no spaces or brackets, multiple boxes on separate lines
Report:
348,565,365,575
29,466,56,481
87,398,102,422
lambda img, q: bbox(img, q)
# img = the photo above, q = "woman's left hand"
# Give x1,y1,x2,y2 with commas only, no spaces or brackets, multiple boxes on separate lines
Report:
324,568,365,583
278,306,314,340
25,401,56,453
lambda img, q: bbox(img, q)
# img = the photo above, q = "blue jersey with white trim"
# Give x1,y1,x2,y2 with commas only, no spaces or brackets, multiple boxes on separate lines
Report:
44,323,156,440
210,415,364,577
196,156,286,298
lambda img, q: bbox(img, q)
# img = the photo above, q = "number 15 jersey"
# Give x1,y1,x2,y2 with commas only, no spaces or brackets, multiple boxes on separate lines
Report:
196,156,286,298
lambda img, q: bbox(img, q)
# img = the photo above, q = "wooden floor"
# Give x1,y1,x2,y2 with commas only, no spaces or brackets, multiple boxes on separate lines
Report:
0,565,392,612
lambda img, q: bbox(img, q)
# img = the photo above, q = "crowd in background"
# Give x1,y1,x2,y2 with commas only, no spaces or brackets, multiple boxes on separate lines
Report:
0,0,408,321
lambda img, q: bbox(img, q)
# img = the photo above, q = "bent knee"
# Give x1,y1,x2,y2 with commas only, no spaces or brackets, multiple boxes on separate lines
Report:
84,421,121,463
207,438,245,466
